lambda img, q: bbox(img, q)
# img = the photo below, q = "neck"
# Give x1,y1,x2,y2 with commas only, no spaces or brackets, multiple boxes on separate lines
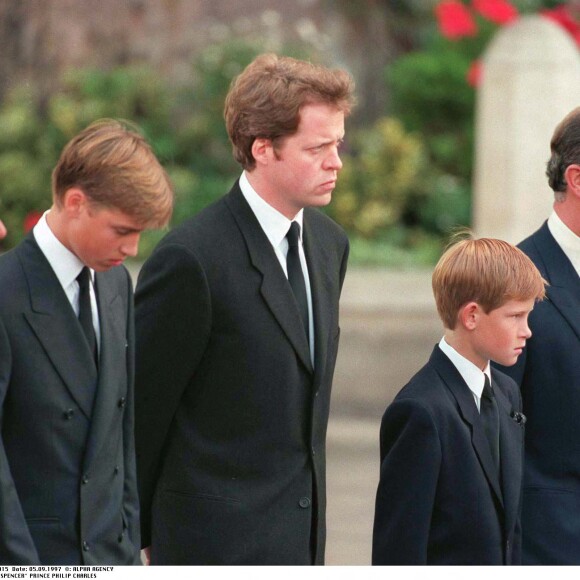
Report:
444,331,487,372
245,171,299,221
45,207,72,252
554,199,580,236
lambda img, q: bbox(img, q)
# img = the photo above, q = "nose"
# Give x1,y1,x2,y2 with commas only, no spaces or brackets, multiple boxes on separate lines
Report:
522,321,532,340
121,233,140,257
323,146,342,171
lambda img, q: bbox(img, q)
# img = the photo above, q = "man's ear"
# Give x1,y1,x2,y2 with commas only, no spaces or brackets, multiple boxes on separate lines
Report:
458,302,480,331
251,138,274,167
564,164,580,198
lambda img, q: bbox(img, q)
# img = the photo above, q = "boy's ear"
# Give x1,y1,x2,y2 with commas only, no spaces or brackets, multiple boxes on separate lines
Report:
458,301,480,331
62,187,88,216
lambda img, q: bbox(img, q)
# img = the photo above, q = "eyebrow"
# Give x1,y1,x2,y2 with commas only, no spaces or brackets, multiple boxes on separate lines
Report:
114,225,143,233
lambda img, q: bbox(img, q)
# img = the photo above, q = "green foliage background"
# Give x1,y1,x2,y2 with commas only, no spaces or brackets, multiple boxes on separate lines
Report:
0,1,574,265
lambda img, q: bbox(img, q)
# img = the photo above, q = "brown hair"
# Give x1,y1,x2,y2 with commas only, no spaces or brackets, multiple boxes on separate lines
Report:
546,106,580,202
432,233,545,330
52,119,174,227
224,53,355,170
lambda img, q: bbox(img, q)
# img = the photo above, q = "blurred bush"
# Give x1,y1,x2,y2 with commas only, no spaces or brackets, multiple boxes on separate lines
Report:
0,65,182,253
0,37,471,265
329,117,427,238
0,42,263,255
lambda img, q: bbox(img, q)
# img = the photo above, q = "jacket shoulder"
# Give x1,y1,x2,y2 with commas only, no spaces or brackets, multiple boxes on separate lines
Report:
517,225,547,273
305,208,347,240
390,363,448,408
0,245,32,310
491,367,520,405
163,196,230,242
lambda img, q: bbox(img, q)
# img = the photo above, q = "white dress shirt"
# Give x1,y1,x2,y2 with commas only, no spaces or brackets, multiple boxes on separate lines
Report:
439,337,491,413
33,211,101,351
239,171,315,364
548,210,580,278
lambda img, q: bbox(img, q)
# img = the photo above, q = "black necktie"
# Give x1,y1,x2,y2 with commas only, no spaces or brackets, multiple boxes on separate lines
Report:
480,374,500,470
286,222,309,342
77,266,98,366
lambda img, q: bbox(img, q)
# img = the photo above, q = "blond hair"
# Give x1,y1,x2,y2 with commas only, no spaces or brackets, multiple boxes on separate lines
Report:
224,53,355,170
432,234,546,329
52,119,174,227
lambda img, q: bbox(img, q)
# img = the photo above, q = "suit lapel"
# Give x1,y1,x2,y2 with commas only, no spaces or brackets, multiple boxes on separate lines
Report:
225,183,313,373
431,347,504,507
303,211,334,383
18,236,97,419
82,270,127,471
493,373,523,538
533,223,580,340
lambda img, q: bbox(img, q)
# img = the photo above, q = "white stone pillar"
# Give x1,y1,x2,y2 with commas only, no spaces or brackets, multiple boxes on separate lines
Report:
473,15,580,243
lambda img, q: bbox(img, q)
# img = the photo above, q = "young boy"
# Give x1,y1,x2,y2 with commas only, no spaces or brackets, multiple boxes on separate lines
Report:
0,119,173,564
372,236,545,565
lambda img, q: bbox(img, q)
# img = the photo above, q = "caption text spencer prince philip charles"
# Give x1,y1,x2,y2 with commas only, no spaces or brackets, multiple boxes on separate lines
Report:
1,567,114,579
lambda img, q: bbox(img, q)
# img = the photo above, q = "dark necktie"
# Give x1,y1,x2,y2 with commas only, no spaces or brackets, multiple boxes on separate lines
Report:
286,222,309,342
77,266,98,366
480,374,500,470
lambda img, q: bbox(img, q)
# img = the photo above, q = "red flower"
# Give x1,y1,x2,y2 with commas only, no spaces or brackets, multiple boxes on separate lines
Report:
472,0,518,25
466,59,483,87
23,211,43,233
435,1,478,39
541,6,580,47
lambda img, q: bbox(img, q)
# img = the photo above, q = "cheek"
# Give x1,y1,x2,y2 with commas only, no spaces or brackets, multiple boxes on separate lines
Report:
91,232,117,253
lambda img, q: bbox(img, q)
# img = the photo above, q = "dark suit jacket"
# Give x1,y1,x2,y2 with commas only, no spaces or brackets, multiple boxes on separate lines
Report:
0,235,140,565
134,182,349,565
372,346,524,565
495,222,580,564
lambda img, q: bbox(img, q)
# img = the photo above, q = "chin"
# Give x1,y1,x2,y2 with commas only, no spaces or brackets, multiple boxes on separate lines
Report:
311,194,332,207
497,356,519,367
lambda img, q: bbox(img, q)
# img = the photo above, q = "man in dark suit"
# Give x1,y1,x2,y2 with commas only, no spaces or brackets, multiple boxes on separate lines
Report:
0,119,173,564
495,107,580,564
372,237,545,565
134,53,354,565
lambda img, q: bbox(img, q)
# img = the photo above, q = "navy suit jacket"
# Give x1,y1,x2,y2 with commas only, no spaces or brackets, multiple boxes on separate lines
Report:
373,346,524,565
134,182,349,564
495,222,580,564
0,235,140,564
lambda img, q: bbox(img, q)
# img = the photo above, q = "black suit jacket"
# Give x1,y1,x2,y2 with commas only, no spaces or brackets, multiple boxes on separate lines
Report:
0,235,140,564
134,182,349,564
372,346,524,565
495,222,580,564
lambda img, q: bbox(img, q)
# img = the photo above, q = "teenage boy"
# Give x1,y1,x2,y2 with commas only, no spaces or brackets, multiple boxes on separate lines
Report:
0,119,173,564
372,236,545,565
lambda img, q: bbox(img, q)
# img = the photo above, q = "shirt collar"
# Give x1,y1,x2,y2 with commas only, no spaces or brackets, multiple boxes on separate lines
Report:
239,171,304,248
33,210,87,289
439,337,491,400
547,210,580,276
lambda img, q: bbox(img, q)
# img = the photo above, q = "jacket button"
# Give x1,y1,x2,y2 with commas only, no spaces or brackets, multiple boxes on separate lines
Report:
82,475,89,485
82,541,90,552
114,465,120,475
118,397,126,408
63,409,75,420
298,497,311,509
